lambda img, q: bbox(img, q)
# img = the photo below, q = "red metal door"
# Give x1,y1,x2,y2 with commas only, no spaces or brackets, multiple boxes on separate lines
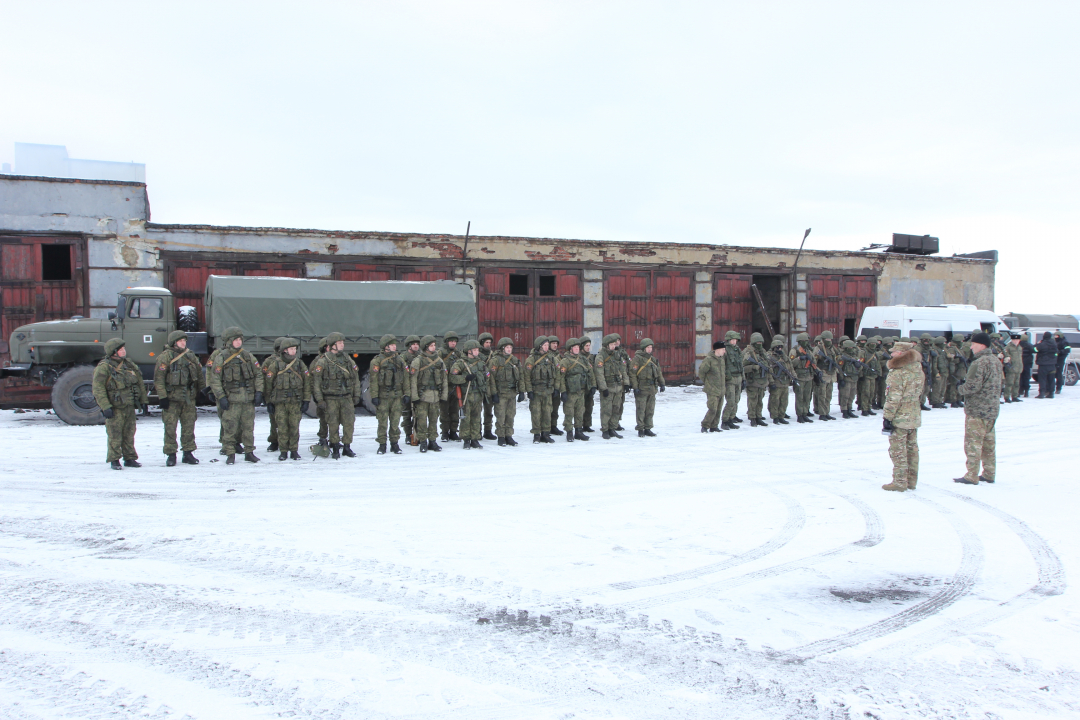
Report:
478,268,582,358
241,262,303,277
536,271,582,344
478,269,533,357
604,270,649,346
398,266,451,281
841,276,876,334
1,238,82,361
713,273,753,343
808,275,843,340
335,263,394,281
604,270,695,383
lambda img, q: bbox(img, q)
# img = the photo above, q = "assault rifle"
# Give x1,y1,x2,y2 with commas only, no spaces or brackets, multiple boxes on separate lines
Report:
816,348,840,375
744,352,771,379
794,348,824,384
769,355,800,390
840,354,868,372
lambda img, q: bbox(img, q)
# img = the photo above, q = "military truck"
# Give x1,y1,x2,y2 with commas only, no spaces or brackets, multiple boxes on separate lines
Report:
2,276,478,424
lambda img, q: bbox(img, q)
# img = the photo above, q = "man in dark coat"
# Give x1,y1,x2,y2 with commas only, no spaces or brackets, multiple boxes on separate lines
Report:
1019,334,1034,398
1035,331,1058,398
1055,331,1071,393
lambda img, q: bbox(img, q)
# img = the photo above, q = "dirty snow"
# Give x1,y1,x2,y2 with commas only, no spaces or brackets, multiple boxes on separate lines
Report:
0,388,1077,719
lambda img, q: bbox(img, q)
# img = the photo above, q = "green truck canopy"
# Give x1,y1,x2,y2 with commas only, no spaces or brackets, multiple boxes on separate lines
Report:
204,276,477,353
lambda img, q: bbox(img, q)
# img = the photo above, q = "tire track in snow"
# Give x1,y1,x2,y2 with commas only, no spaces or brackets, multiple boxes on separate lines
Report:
612,492,884,613
788,494,984,659
881,488,1066,656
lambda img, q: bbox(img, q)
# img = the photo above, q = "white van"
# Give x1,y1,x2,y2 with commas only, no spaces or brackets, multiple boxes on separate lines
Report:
857,305,1009,341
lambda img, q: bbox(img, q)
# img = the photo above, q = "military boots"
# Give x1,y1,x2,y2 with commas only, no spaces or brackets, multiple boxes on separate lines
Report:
244,452,260,463
341,444,356,458
182,451,199,465
166,453,177,467
574,430,590,441
279,451,288,461
110,460,123,470
390,442,402,454
377,444,387,455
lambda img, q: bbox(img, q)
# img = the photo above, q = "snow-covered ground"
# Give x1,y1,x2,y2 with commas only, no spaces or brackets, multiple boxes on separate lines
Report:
1,387,1077,719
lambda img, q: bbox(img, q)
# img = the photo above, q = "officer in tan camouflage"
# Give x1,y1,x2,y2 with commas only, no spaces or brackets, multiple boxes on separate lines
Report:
881,340,924,492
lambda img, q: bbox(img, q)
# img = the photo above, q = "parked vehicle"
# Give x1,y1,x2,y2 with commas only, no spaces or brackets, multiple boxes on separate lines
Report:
2,276,477,424
857,305,1009,341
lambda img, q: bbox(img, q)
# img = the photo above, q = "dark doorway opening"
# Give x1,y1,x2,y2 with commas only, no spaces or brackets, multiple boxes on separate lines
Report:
538,275,556,297
843,318,857,339
750,275,782,340
508,274,529,296
41,244,72,281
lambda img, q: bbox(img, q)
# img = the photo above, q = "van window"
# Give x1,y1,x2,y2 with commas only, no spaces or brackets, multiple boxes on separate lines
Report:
128,297,163,319
980,322,996,332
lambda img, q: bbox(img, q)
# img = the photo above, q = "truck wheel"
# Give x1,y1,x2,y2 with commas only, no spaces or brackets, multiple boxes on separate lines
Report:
51,365,104,425
358,372,376,415
1066,363,1079,387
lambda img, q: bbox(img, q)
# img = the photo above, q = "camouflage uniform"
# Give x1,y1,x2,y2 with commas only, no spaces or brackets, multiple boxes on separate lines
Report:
369,334,407,450
1003,338,1023,402
449,340,492,445
488,337,525,443
310,332,360,452
313,339,330,442
944,340,965,407
958,347,1002,484
478,333,497,440
875,337,893,409
721,330,744,425
767,336,795,423
813,331,840,419
857,337,881,414
548,336,564,435
594,334,627,438
92,338,149,464
154,330,205,460
837,340,862,417
525,336,559,441
399,335,421,442
408,336,448,449
741,333,771,425
208,327,265,458
916,334,935,406
882,342,924,491
579,339,597,431
438,331,463,440
262,338,310,457
629,338,665,434
557,338,594,439
789,333,818,422
613,336,632,430
929,337,949,407
265,337,286,450
697,343,726,431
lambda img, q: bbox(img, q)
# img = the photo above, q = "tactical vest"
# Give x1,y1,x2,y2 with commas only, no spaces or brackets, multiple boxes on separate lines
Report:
562,355,591,393
103,360,143,408
219,350,256,392
459,358,489,400
319,354,354,395
270,358,306,403
374,352,405,395
529,352,557,391
725,346,744,378
490,354,520,391
632,355,662,387
415,353,444,391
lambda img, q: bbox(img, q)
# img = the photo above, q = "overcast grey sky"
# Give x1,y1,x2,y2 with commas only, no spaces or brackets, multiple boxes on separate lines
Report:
3,1,1077,314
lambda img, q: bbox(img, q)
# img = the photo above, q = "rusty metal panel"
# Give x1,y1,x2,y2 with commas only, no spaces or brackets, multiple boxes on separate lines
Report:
241,262,303,277
479,268,581,358
712,273,753,343
398,266,451,282
841,276,876,334
335,263,394,281
605,270,695,382
808,275,843,339
166,260,235,331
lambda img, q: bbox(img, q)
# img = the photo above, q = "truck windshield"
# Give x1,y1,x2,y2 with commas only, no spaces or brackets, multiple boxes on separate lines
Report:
128,297,163,319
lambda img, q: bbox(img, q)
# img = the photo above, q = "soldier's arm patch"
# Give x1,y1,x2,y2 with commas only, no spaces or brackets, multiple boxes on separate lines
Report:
315,366,323,372
451,369,459,374
597,360,604,366
159,363,166,370
214,367,222,373
253,360,260,367
371,366,379,372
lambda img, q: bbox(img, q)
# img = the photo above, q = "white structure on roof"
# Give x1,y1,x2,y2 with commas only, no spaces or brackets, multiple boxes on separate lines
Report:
12,143,145,183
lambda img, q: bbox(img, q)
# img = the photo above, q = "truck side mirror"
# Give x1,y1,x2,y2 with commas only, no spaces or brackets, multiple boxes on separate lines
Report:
107,311,116,320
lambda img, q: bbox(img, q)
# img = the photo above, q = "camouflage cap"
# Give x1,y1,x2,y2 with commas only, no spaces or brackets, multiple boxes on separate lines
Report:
420,334,437,350
405,334,421,346
379,334,398,349
103,337,126,356
444,331,460,342
222,326,245,344
724,330,742,341
478,332,494,345
497,337,514,349
750,332,764,344
820,330,834,340
461,339,481,353
601,333,619,345
167,330,188,346
326,331,346,346
638,337,655,349
280,337,300,351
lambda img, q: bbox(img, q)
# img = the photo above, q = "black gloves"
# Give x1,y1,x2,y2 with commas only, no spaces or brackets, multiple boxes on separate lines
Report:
552,389,560,399
465,373,477,382
402,395,410,405
371,397,380,408
602,389,609,398
102,407,114,419
159,398,170,411
659,385,665,393
560,391,568,403
768,384,776,391
300,401,310,414
253,391,264,406
218,397,230,411
623,385,631,393
491,393,500,405
517,392,525,403
882,418,895,435
633,389,640,398
741,379,747,390
527,392,535,400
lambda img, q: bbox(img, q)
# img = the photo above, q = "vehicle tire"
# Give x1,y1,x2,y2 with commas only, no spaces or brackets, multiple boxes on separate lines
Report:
51,365,104,425
1066,363,1079,387
358,371,376,415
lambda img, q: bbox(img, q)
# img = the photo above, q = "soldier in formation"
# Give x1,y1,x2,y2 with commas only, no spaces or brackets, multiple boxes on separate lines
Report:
955,332,1001,485
580,337,597,432
629,337,665,436
400,335,422,443
311,331,359,459
548,336,564,436
478,333,498,441
740,333,771,427
697,341,726,432
208,326,264,464
836,339,863,419
525,336,558,443
767,335,795,424
369,334,407,455
874,337,893,409
262,337,310,460
790,333,818,423
557,337,594,441
489,337,524,446
265,337,285,453
1003,332,1023,403
154,330,204,466
439,331,463,442
812,331,839,421
856,336,881,416
594,334,627,439
93,338,149,469
449,339,492,449
408,335,447,452
720,330,745,429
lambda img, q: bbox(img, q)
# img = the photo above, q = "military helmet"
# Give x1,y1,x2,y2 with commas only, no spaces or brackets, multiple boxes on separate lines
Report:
601,333,619,346
933,336,946,345
796,332,810,343
770,337,784,347
920,333,932,341
773,334,786,344
319,337,330,352
612,333,622,342
750,332,764,344
326,331,346,347
842,339,856,349
724,330,741,341
638,337,654,350
420,334,437,350
820,330,833,341
379,333,398,350
444,331,459,342
990,332,1002,339
274,336,287,353
280,337,300,351
580,336,592,349
405,334,421,346
461,339,481,353
478,332,494,346
565,337,582,350
222,326,245,344
856,334,867,342
534,335,549,350
545,335,558,345
167,330,188,347
497,336,514,349
839,335,850,343
103,337,126,357
866,337,879,346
